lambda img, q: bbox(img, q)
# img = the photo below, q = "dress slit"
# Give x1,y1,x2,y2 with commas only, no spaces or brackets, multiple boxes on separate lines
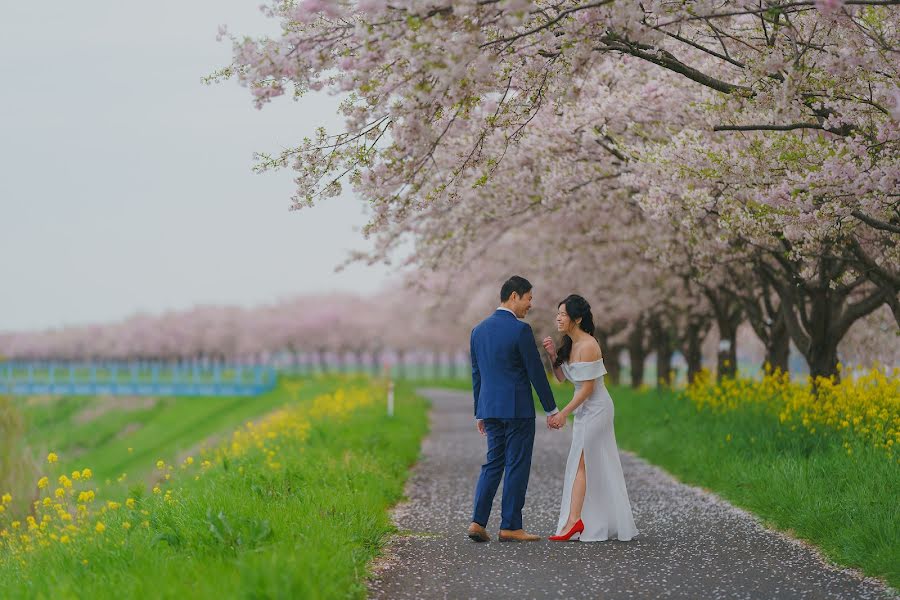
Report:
555,359,638,542
562,449,586,526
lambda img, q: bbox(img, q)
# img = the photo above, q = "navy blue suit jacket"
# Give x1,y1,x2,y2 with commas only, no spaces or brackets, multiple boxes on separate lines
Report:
470,309,557,419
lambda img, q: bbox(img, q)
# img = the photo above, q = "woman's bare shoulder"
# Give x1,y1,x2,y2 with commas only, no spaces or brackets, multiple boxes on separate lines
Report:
573,339,602,362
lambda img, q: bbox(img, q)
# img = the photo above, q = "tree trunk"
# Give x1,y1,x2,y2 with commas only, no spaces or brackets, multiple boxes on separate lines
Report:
656,345,673,388
762,247,894,382
809,339,839,382
715,320,738,380
627,324,646,389
764,310,790,374
594,321,627,387
682,320,706,384
604,346,623,386
706,289,742,381
735,273,790,375
649,316,675,388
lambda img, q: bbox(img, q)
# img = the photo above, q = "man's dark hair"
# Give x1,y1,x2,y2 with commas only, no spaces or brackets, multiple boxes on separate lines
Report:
500,276,532,302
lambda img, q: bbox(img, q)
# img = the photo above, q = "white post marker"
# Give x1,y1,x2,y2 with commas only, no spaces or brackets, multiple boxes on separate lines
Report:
387,380,395,417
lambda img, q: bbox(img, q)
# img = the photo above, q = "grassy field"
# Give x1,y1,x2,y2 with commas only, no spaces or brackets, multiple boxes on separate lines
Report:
603,384,898,591
0,376,429,599
8,379,342,499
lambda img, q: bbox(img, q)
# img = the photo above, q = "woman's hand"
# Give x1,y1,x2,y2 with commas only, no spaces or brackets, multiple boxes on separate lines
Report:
542,336,557,360
548,412,566,430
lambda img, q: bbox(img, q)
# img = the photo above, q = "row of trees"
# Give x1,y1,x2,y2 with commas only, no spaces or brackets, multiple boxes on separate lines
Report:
0,289,469,372
1,280,894,386
209,0,899,383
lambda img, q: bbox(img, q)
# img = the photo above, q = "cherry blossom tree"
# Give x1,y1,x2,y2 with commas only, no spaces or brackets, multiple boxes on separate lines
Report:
212,0,898,381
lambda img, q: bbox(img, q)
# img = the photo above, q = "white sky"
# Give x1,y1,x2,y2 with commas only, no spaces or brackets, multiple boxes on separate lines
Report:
0,1,396,332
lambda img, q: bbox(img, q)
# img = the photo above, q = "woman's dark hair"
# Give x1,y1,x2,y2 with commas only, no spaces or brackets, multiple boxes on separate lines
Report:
553,294,596,368
500,275,532,302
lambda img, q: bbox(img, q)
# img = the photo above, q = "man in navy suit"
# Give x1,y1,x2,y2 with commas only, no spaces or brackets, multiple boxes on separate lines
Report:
467,275,560,543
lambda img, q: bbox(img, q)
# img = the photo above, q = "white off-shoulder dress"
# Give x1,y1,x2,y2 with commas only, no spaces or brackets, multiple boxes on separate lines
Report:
556,359,638,542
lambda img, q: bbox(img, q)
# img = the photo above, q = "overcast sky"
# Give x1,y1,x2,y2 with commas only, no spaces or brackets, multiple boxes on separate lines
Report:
0,2,396,332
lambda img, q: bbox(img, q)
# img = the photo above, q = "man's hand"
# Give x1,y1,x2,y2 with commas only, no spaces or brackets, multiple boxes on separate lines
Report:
541,336,557,361
476,419,486,436
548,413,566,430
545,414,555,429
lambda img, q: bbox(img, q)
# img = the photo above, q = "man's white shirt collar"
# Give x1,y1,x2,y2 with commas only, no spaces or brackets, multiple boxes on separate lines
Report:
496,306,517,317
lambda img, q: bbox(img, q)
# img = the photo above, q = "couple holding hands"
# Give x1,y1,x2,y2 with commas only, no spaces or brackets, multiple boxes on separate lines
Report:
467,276,638,544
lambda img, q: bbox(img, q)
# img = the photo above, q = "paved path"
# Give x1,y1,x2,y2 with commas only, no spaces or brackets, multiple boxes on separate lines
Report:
368,388,897,600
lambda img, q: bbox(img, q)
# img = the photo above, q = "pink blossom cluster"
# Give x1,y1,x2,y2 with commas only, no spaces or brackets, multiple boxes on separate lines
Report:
208,1,899,379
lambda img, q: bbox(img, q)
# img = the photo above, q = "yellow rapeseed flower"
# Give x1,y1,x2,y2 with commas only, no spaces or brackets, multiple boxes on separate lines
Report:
47,452,58,464
686,365,899,458
0,384,377,563
37,477,49,489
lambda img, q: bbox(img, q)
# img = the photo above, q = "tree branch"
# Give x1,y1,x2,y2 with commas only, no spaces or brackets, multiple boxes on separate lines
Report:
851,210,900,235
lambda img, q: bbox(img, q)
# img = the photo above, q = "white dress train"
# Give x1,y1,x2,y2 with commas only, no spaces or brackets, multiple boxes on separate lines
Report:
555,359,638,542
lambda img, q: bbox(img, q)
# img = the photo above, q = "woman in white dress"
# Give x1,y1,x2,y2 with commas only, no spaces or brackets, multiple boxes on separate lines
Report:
542,294,638,542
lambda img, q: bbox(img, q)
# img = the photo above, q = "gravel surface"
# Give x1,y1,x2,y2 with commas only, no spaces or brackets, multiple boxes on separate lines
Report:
367,388,897,600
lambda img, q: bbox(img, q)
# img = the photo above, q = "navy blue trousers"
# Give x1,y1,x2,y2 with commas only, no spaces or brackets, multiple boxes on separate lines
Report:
471,418,535,531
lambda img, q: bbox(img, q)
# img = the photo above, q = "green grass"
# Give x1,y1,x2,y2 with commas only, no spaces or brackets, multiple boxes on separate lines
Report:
12,378,346,489
432,378,898,591
0,377,430,599
601,385,899,591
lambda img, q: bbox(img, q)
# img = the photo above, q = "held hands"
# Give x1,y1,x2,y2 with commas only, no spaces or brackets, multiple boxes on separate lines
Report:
547,412,566,430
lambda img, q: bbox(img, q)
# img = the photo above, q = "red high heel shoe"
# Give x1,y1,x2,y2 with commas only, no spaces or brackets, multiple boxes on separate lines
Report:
549,519,584,541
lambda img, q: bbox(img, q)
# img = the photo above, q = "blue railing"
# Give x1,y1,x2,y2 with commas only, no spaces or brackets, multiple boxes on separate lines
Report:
0,361,277,397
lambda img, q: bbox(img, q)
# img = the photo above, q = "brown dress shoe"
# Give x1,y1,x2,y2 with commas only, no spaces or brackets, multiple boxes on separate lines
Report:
498,529,541,542
467,522,490,542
